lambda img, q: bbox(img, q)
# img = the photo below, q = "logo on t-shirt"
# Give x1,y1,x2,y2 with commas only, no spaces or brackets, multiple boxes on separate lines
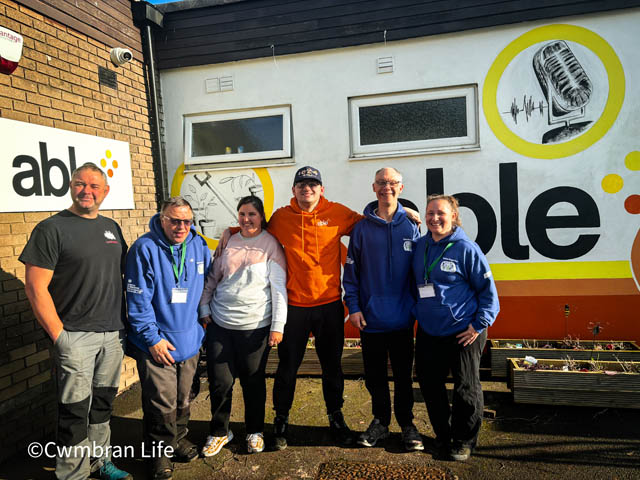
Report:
316,219,329,226
403,239,413,252
104,230,116,241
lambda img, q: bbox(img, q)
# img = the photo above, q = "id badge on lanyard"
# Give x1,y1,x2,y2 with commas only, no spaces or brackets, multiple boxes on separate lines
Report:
418,283,435,298
421,241,453,299
171,243,188,303
171,288,188,303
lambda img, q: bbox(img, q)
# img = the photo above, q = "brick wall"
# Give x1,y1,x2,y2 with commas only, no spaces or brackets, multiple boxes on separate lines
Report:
0,0,154,462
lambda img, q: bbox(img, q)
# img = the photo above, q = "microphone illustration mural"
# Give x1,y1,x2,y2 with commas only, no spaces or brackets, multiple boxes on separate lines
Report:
533,40,593,144
501,39,597,145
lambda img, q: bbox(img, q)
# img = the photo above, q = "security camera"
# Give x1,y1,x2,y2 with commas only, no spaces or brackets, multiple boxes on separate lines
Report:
110,47,133,67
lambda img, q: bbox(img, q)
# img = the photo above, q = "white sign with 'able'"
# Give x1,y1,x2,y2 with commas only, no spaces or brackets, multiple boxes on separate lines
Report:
1,117,135,212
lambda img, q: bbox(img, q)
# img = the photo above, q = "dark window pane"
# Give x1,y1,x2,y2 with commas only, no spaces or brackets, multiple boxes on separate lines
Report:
359,97,467,145
192,115,283,156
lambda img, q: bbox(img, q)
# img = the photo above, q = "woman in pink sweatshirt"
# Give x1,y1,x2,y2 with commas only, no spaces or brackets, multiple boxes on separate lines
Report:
198,196,287,457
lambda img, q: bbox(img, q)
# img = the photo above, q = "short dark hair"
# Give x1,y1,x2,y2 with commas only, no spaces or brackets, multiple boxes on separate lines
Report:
71,162,108,184
161,196,193,214
237,195,267,230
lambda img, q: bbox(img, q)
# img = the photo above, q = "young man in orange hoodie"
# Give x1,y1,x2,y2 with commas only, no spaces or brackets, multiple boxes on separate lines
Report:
268,166,362,449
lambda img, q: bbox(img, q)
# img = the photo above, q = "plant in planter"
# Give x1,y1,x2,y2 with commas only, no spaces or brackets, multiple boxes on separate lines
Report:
509,357,640,408
490,337,640,377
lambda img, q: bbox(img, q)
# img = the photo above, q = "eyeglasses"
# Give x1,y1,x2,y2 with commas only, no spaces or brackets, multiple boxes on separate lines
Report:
163,216,193,227
375,180,401,187
295,181,321,189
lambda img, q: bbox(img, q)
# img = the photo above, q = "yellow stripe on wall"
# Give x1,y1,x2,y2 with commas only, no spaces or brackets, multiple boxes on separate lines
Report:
490,261,632,281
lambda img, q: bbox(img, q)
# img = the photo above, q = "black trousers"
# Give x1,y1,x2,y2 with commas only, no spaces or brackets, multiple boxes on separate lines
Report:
273,300,345,416
360,328,415,427
206,323,271,436
415,325,487,448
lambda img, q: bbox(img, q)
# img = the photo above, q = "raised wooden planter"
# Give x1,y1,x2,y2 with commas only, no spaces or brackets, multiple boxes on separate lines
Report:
490,339,640,377
265,339,394,376
509,358,640,409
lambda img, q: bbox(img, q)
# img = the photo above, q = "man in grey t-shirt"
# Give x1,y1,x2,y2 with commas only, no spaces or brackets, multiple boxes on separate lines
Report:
20,162,130,480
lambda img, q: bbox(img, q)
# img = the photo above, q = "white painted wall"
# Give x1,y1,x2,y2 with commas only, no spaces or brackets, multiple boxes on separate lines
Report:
159,8,640,285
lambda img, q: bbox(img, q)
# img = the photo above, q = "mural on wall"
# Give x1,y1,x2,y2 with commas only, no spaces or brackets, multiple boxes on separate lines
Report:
482,24,639,295
484,24,624,160
532,40,593,143
499,38,603,145
171,165,274,249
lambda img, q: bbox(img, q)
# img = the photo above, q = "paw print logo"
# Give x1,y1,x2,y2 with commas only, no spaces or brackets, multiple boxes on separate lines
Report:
99,150,119,178
602,151,640,290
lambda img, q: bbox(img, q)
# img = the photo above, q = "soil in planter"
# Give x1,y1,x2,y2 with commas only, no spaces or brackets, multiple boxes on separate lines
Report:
515,358,640,374
499,337,636,351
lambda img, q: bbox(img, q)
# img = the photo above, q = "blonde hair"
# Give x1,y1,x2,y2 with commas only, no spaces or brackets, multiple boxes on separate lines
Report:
426,194,462,228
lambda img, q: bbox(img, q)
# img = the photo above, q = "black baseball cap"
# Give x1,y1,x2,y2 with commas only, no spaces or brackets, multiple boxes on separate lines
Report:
293,166,322,185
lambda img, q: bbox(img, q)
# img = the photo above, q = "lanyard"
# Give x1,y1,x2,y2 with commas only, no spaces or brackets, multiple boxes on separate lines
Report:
170,242,186,284
423,242,453,283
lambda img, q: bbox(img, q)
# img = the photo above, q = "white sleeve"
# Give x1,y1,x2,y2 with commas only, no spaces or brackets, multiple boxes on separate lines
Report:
268,259,288,333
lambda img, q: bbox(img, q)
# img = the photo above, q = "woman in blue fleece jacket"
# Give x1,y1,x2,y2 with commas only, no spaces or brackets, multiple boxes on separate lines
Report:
412,194,499,462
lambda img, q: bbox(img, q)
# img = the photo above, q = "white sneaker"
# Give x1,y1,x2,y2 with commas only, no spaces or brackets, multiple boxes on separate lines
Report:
246,432,265,453
201,430,234,457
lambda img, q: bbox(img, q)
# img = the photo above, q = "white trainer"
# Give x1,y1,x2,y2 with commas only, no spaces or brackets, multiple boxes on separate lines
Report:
201,430,234,457
246,432,265,453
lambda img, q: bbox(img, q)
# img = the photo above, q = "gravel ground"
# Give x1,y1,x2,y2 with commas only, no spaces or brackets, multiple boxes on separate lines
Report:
2,376,639,480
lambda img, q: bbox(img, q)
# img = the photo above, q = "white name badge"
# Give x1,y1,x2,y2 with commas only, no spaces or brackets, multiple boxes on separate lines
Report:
171,288,188,303
418,283,435,298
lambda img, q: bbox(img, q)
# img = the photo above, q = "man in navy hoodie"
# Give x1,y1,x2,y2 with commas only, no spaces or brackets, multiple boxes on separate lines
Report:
125,197,211,480
343,167,422,451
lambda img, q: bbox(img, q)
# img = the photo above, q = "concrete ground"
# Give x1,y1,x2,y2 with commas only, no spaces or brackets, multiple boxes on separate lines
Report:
2,375,639,480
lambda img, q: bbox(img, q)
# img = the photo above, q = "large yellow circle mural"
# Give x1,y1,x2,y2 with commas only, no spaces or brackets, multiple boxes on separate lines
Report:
483,24,625,159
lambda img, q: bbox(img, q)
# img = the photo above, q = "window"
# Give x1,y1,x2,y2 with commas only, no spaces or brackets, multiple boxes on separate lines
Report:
349,85,478,158
184,106,292,167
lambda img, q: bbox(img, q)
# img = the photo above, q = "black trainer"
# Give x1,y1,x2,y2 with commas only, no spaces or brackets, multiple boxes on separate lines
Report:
449,444,472,461
273,414,289,451
357,418,389,447
173,438,198,462
328,410,355,446
149,456,173,480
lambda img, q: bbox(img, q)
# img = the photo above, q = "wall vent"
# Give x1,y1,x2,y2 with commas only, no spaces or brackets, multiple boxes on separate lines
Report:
205,77,220,93
220,75,234,91
377,56,394,74
98,66,118,89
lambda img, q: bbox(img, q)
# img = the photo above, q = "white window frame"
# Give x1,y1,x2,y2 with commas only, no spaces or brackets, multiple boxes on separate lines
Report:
184,105,292,167
349,85,479,159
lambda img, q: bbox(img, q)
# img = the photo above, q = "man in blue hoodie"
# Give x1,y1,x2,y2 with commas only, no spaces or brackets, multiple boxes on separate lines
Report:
343,167,422,451
125,197,211,480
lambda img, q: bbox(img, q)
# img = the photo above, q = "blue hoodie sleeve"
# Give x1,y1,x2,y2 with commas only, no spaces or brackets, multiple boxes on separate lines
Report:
343,225,362,315
125,242,163,349
465,244,500,333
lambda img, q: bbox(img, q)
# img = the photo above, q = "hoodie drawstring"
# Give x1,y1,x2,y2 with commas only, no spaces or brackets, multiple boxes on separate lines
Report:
387,221,393,280
300,211,320,264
